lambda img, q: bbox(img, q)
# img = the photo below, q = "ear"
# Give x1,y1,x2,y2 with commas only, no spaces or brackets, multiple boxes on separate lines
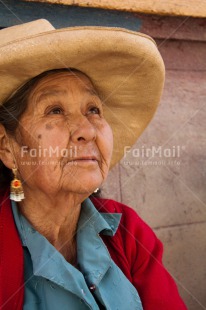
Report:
0,124,15,169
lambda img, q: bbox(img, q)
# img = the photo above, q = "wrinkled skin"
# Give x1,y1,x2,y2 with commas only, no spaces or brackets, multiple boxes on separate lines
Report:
14,71,113,197
0,71,113,262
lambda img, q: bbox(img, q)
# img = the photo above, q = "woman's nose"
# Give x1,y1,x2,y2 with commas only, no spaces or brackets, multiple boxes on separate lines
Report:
70,117,96,143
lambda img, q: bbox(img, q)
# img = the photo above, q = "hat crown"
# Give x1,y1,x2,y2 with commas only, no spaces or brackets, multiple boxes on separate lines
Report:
0,19,54,47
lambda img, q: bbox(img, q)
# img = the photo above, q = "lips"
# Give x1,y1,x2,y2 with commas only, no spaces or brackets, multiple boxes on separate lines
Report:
64,156,99,168
68,156,98,162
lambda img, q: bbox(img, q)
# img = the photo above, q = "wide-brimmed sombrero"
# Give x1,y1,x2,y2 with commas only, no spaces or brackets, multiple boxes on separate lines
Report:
0,19,165,168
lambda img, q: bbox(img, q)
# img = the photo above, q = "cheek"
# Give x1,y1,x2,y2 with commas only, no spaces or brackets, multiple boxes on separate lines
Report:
98,122,113,162
21,119,69,152
39,129,68,151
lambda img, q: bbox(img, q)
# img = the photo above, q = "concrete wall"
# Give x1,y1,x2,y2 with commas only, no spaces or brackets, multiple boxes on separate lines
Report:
102,15,206,310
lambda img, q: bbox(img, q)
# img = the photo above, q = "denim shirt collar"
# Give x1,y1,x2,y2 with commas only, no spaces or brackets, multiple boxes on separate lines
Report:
81,198,122,236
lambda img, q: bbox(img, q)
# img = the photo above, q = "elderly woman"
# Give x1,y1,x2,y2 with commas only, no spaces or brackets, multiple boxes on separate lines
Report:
0,20,187,310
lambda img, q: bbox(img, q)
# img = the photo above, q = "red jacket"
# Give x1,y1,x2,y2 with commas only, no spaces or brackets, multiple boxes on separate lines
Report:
0,190,187,310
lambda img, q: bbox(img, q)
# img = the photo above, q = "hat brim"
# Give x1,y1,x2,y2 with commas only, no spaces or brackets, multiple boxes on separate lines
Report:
0,26,165,168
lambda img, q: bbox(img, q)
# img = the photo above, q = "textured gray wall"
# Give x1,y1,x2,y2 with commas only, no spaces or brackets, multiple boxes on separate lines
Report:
102,16,206,310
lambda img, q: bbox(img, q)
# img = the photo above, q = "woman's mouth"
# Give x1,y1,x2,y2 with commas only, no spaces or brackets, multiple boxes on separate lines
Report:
66,156,99,166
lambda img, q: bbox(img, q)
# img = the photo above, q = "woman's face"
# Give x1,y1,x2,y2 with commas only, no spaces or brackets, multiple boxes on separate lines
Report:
12,71,113,196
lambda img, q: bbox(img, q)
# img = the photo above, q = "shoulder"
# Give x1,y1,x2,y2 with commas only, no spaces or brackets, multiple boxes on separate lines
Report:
91,197,163,280
90,198,188,310
90,196,160,263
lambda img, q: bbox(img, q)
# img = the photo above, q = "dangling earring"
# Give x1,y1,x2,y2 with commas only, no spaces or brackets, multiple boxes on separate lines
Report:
10,168,25,202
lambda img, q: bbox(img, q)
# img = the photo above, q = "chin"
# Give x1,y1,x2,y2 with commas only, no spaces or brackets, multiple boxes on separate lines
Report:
46,165,107,196
65,176,103,196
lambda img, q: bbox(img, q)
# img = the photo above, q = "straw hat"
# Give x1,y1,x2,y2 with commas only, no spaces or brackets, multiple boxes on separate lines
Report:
0,19,165,167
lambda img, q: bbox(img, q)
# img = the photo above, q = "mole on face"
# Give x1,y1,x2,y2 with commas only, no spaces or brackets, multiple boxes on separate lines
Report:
38,134,42,139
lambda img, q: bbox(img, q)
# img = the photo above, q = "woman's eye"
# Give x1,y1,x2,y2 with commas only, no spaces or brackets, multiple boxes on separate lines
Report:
88,106,101,115
48,107,64,115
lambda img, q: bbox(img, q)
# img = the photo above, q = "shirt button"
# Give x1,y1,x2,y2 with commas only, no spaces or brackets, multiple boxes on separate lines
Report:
89,285,96,292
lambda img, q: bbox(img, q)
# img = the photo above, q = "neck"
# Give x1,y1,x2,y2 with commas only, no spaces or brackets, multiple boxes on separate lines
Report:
18,188,87,263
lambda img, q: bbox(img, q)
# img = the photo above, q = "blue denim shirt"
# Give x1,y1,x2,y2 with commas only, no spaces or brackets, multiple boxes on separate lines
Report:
12,198,143,310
